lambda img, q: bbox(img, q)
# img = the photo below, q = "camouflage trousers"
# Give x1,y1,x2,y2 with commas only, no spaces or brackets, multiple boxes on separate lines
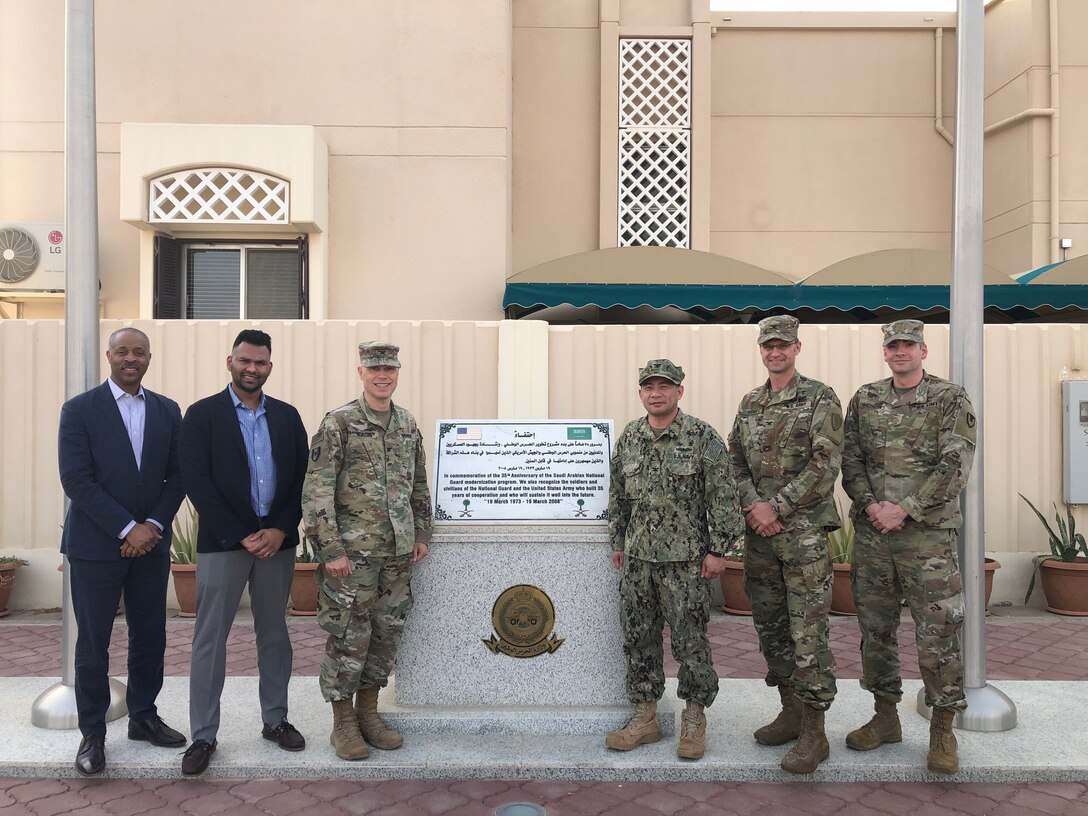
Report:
316,553,414,702
852,521,966,711
744,526,837,710
620,556,718,707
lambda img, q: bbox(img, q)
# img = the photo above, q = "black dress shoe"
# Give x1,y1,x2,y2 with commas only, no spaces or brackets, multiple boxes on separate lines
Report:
128,715,187,747
262,718,306,752
75,734,105,776
182,739,216,776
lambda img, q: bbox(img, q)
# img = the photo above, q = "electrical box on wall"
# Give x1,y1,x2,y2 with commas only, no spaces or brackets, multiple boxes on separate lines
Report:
1063,381,1088,505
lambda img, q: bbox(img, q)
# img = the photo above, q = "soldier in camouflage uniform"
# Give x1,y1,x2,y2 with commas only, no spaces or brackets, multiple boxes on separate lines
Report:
301,341,433,761
841,320,976,775
606,359,744,761
728,316,842,774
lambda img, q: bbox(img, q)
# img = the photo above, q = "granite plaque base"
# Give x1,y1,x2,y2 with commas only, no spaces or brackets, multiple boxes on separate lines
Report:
394,523,636,735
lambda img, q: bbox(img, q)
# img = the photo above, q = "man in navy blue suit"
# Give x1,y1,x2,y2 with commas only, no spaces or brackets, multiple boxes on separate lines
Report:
59,327,188,776
178,329,308,776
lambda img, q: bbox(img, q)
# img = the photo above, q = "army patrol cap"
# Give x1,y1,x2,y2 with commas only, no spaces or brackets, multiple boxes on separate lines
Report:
882,319,925,346
358,341,401,368
757,315,799,345
638,358,685,385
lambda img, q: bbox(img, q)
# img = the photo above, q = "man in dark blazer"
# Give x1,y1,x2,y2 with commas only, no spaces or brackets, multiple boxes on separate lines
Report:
178,329,308,776
59,327,188,777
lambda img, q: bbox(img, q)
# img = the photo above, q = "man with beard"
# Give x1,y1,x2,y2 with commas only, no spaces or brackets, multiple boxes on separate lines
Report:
178,329,309,775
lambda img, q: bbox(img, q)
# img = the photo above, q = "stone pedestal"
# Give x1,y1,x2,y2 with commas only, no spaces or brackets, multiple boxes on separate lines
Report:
392,524,649,735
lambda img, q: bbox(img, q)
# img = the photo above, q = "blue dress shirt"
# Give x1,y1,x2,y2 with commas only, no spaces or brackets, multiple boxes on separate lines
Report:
228,385,277,519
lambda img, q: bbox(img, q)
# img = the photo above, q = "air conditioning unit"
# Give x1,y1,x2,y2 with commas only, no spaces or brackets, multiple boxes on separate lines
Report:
0,223,65,292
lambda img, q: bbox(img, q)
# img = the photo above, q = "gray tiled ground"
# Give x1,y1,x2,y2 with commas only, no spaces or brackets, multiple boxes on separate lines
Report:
3,676,1083,783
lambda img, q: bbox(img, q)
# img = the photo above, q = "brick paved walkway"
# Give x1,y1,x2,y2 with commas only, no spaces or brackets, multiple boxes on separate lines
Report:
3,607,1086,683
1,777,1087,816
2,608,1085,815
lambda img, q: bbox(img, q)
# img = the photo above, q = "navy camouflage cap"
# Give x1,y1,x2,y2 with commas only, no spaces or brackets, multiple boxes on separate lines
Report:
358,341,401,368
881,319,925,346
757,315,799,345
638,358,685,385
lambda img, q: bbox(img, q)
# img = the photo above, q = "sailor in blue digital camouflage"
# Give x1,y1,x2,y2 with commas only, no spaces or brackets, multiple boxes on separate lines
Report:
606,358,744,761
728,315,842,774
841,319,976,775
301,341,433,761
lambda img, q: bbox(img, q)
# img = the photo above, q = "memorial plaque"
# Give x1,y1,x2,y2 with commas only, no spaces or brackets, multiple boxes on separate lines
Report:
433,420,613,522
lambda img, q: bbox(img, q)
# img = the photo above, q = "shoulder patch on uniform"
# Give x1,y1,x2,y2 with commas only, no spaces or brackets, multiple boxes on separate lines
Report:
703,439,725,462
311,445,321,462
831,413,842,431
966,412,976,428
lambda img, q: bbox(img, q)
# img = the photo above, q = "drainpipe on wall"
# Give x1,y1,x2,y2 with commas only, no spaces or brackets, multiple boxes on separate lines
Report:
934,28,954,146
1047,0,1061,263
940,1,1062,265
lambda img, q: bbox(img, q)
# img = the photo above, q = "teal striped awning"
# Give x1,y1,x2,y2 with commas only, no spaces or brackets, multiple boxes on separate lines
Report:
502,282,1088,313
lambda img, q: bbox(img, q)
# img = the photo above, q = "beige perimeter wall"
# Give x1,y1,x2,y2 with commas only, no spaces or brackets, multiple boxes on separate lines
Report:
0,319,1085,610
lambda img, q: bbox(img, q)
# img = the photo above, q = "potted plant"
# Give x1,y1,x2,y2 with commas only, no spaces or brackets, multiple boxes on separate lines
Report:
170,501,198,618
718,544,751,616
0,556,28,618
828,501,856,615
289,536,319,616
1021,494,1088,616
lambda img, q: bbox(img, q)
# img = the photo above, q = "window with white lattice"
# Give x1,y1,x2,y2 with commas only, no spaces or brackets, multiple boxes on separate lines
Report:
149,168,290,224
618,38,691,248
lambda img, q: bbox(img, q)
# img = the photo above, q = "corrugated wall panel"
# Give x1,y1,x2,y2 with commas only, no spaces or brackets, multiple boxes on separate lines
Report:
0,320,500,552
2,319,1085,560
0,320,67,552
548,323,1088,557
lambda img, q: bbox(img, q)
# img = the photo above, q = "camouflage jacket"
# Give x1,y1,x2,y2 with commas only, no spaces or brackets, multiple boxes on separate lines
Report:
302,397,433,561
841,372,976,528
728,373,843,530
609,410,744,562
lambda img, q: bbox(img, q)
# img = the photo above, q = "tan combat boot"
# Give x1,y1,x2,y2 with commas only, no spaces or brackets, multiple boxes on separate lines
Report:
754,685,802,746
605,701,661,751
676,700,707,760
927,707,959,774
845,696,902,751
330,698,369,760
780,706,830,774
355,686,404,750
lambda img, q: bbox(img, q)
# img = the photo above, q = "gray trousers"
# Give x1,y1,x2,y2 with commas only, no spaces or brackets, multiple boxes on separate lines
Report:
189,547,295,742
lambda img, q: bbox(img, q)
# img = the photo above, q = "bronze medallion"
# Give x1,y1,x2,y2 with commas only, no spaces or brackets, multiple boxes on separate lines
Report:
483,584,565,658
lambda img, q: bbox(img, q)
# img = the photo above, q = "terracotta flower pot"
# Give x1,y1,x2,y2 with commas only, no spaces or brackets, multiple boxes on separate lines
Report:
170,563,197,618
719,558,751,616
1038,556,1088,616
289,562,319,616
0,563,20,618
830,562,856,615
984,557,1000,610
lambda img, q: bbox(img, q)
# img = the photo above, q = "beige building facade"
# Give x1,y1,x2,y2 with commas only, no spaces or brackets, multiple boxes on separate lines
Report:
1,0,1084,321
1,2,1085,607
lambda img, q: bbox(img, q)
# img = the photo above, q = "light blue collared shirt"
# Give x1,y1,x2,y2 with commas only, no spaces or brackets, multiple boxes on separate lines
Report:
229,385,276,519
107,378,162,538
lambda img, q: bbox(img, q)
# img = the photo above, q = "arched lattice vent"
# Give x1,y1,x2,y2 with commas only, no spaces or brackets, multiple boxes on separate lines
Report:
149,168,289,224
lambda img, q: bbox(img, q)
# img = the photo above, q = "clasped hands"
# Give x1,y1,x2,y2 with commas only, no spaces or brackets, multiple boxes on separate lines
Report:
242,527,287,560
120,521,161,558
865,501,907,534
743,502,782,538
